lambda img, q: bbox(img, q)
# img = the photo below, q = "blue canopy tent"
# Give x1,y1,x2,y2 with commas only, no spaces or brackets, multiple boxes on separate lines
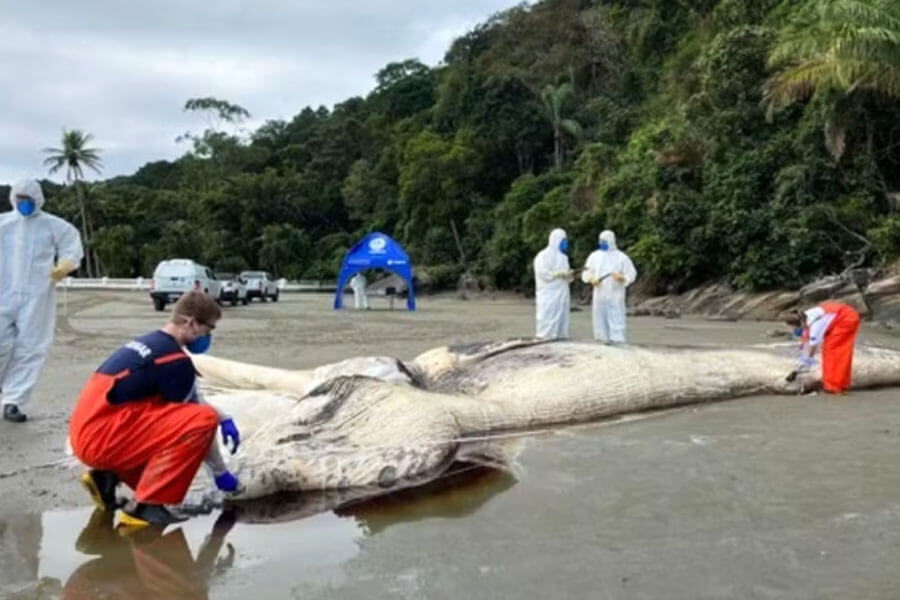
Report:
334,232,416,310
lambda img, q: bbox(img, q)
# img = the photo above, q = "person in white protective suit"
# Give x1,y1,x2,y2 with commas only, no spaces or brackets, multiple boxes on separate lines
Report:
349,272,369,310
581,230,637,344
0,179,83,423
533,228,573,339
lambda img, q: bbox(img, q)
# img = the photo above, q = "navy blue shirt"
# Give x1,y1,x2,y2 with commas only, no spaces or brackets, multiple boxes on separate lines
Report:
97,330,196,404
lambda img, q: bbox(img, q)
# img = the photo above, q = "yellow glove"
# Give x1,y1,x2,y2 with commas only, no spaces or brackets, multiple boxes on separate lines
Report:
50,259,77,282
612,272,627,284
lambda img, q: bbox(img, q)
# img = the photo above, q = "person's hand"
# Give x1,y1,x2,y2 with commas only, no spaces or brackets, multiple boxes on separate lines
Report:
50,259,77,282
795,356,816,371
220,418,240,454
214,471,240,492
612,272,626,284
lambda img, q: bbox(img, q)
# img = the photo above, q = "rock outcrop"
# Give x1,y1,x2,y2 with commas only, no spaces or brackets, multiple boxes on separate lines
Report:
628,268,900,327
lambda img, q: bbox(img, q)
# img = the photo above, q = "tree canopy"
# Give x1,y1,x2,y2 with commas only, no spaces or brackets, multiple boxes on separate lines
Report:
28,0,900,292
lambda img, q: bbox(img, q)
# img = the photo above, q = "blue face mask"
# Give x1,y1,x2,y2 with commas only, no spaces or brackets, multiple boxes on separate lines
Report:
16,198,36,217
598,241,610,251
558,239,569,253
187,333,212,354
793,327,804,338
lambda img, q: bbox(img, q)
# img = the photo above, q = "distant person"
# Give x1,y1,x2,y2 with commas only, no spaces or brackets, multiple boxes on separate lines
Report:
785,302,860,393
0,179,83,423
581,230,637,344
533,228,573,339
350,272,369,310
69,291,241,528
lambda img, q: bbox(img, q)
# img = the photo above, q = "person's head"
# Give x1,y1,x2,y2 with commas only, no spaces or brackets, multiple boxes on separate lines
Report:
785,306,824,338
549,228,567,253
9,179,45,218
784,309,806,338
598,230,616,252
167,290,221,353
784,309,804,329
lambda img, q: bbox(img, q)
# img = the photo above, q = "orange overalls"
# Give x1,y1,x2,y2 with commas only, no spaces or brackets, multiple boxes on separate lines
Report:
69,351,218,506
817,302,861,393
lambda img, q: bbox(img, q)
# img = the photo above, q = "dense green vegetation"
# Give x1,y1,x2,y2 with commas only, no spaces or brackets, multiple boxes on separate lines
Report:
19,0,900,293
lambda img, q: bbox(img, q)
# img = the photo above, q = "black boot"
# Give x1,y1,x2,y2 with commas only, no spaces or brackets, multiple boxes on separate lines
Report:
79,470,121,511
3,404,26,423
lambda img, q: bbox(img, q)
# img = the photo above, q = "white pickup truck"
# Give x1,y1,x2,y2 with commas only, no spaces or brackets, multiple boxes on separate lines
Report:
240,270,280,302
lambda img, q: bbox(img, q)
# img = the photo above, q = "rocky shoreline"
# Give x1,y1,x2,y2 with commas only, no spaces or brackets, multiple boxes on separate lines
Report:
627,269,900,329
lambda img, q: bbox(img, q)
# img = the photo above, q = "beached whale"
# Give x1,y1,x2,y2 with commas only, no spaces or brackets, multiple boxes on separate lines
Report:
190,339,900,501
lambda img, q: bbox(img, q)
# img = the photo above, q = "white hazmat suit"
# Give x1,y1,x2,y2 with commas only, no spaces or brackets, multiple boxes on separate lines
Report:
0,179,83,417
533,228,572,339
581,230,636,343
350,272,369,310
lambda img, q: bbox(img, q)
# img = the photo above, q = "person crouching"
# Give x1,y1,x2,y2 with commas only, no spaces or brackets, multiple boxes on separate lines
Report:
69,291,241,528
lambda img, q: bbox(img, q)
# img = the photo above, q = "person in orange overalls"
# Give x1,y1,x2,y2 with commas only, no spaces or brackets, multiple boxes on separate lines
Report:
69,291,241,529
787,302,861,393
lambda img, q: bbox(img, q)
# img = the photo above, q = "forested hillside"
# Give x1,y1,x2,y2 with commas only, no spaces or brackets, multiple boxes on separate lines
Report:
20,0,900,294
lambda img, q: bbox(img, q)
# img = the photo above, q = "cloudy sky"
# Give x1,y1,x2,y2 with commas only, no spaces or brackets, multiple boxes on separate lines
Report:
0,0,518,184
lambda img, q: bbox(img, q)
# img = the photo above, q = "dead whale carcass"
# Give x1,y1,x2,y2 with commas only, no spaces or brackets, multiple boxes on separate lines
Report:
192,340,900,500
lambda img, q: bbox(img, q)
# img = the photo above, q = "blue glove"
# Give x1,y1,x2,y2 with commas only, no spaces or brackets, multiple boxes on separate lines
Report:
214,471,240,492
220,418,240,454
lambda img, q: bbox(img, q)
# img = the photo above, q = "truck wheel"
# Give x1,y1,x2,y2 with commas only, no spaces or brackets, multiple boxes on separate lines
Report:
153,298,166,312
272,289,279,302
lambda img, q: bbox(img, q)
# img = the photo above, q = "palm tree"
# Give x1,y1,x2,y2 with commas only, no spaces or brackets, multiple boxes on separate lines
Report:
43,130,103,276
764,0,900,159
541,83,583,169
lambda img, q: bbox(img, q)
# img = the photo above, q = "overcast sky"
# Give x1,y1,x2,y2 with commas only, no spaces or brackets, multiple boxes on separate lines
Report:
0,1,517,184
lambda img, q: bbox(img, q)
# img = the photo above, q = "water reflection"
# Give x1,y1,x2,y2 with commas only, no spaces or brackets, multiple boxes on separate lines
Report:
1,463,516,599
339,467,517,536
230,464,517,534
61,508,235,599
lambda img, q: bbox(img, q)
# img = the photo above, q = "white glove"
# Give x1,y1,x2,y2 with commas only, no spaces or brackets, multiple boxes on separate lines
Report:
794,356,816,372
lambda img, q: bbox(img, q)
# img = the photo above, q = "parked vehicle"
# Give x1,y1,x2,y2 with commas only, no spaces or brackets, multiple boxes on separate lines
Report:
216,272,249,306
150,259,222,311
240,270,279,302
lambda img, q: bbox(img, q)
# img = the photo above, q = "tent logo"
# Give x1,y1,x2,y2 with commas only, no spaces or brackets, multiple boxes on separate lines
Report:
368,237,388,253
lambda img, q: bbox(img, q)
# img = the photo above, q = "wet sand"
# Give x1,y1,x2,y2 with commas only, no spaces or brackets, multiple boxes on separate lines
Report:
2,291,900,598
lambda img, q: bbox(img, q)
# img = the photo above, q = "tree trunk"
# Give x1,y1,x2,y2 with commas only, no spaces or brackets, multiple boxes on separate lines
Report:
553,124,561,170
75,181,93,277
83,203,105,276
449,218,467,269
